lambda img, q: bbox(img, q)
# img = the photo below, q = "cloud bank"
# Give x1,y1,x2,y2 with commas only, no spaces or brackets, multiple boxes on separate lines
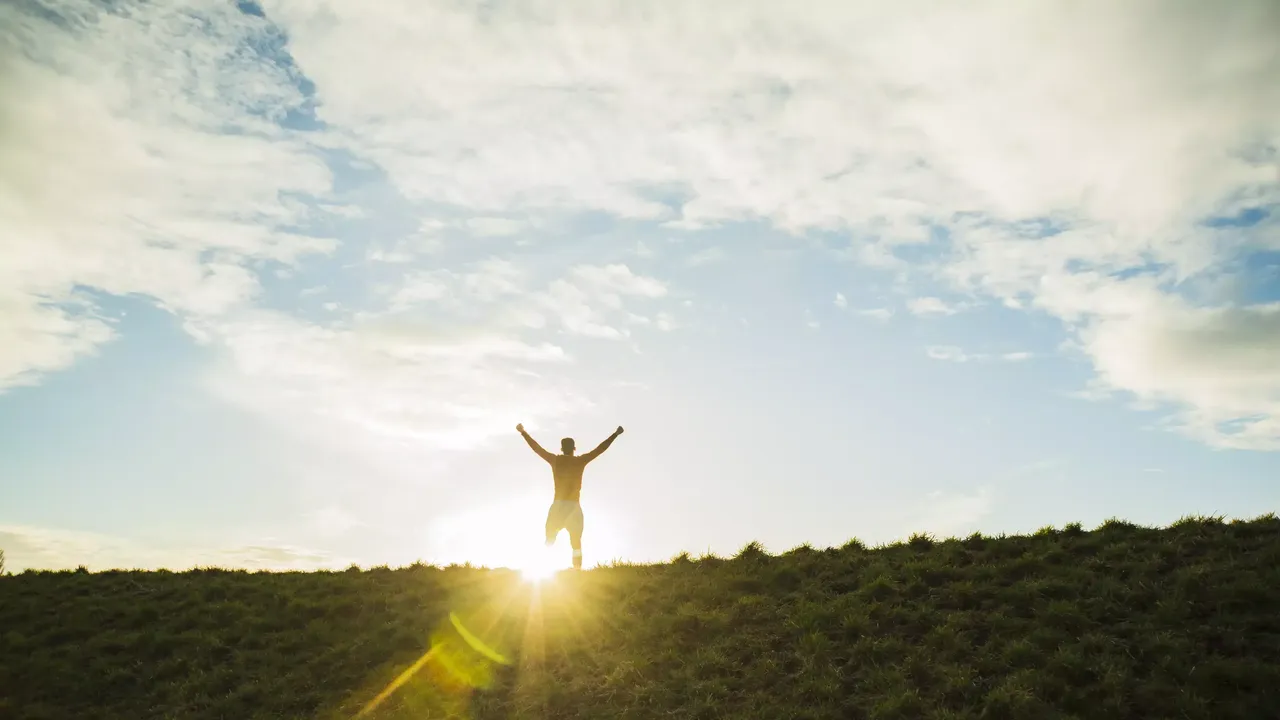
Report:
3,0,1278,448
0,524,340,573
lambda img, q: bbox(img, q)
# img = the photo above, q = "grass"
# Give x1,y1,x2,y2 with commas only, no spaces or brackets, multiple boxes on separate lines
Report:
3,515,1280,719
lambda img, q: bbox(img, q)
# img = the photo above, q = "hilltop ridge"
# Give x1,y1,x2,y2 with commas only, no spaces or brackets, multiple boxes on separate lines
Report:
3,515,1279,719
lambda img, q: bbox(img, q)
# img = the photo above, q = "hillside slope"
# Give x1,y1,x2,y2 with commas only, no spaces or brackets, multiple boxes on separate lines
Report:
3,516,1279,719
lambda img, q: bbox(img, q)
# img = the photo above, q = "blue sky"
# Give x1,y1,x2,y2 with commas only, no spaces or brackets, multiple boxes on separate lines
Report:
2,0,1278,572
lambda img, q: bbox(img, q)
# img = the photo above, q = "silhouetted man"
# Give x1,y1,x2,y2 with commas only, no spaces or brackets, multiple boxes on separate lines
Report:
516,423,624,570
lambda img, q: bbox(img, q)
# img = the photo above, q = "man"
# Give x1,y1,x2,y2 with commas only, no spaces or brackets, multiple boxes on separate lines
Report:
516,423,624,570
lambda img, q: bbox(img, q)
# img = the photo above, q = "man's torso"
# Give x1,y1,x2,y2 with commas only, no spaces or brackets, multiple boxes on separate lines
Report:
549,454,589,501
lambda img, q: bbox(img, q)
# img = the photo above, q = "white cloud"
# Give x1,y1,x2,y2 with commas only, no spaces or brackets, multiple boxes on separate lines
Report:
1080,297,1280,450
834,292,848,309
926,345,971,363
858,308,894,322
202,309,581,454
388,272,451,310
257,0,1279,448
947,252,1280,448
1,0,336,390
541,264,669,338
464,259,529,301
0,293,116,392
389,258,529,312
908,297,959,316
568,264,667,299
927,346,1034,364
267,1,1276,232
214,544,340,570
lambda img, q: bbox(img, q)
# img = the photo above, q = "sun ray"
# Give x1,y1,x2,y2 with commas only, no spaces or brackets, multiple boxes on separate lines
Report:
513,577,549,713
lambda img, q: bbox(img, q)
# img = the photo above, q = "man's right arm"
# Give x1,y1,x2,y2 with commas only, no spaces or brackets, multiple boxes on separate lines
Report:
517,424,554,462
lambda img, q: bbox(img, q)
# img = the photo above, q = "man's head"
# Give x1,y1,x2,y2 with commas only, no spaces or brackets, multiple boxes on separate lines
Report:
560,437,575,455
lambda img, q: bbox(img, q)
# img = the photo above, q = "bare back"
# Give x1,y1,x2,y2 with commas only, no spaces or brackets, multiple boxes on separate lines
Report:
549,454,590,501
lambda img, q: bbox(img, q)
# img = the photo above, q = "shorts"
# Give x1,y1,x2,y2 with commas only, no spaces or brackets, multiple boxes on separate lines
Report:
544,500,584,547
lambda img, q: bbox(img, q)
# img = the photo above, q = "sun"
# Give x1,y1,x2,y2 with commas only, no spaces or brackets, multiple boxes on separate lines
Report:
519,544,566,583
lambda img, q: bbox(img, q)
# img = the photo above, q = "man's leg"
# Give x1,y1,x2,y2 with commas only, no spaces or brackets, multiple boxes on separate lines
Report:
566,504,584,570
544,503,563,547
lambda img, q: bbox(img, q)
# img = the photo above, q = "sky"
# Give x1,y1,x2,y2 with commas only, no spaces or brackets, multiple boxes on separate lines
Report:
1,0,1278,573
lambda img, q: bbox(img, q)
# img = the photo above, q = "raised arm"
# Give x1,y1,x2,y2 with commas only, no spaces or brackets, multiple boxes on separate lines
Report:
582,426,624,462
517,424,554,462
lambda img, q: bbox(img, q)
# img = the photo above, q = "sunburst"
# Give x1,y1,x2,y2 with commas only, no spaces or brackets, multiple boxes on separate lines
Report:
519,545,565,583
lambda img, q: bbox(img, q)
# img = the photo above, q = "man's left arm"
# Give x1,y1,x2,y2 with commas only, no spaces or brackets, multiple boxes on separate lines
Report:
582,426,624,462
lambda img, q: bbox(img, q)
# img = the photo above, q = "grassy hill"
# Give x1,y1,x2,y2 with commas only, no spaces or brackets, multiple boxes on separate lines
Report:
3,516,1279,719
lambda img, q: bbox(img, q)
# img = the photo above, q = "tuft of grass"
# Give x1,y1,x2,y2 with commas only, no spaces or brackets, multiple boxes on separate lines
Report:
784,542,814,556
3,518,1280,719
908,532,936,550
842,537,867,552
